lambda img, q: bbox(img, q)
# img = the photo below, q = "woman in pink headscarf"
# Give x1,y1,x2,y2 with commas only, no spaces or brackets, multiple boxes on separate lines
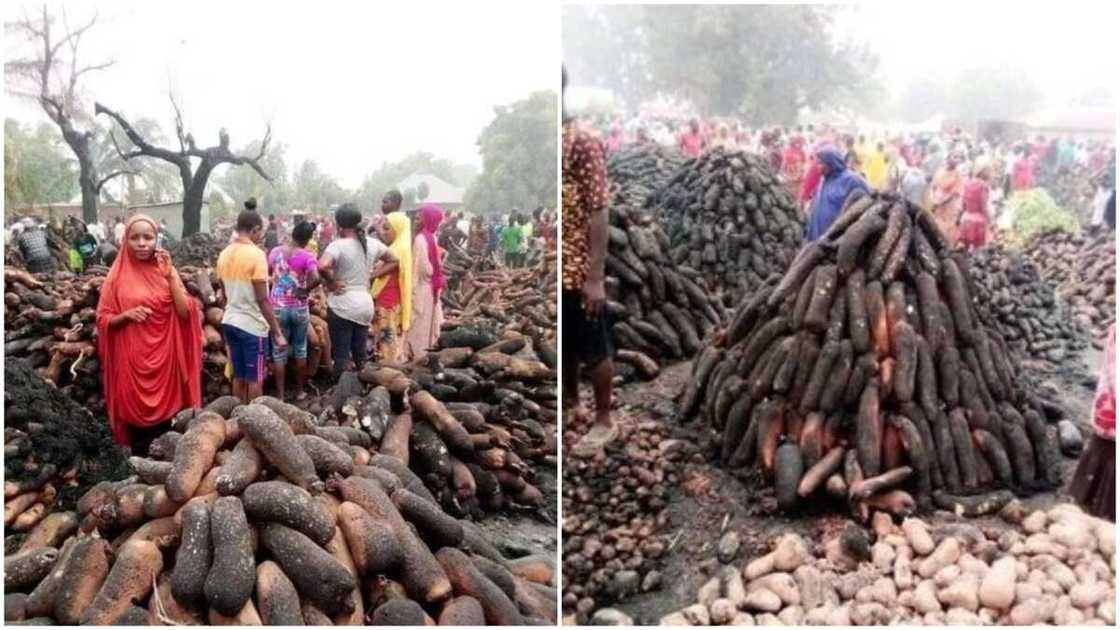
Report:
405,204,446,360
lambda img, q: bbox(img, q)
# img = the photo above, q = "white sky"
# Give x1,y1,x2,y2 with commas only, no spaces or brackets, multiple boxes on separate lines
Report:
4,0,558,189
832,3,1117,107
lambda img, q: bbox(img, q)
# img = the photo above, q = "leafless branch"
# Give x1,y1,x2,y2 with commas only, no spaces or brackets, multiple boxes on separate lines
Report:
95,101,185,165
107,127,143,161
169,93,187,153
95,168,138,192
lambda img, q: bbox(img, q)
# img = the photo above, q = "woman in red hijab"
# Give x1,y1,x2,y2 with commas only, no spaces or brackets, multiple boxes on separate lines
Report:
405,204,446,361
96,215,203,447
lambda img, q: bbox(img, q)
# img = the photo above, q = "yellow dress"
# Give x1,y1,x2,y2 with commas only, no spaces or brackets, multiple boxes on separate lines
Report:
864,151,888,190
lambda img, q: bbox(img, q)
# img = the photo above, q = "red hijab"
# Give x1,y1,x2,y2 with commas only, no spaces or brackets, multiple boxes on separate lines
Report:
96,215,203,446
418,204,446,298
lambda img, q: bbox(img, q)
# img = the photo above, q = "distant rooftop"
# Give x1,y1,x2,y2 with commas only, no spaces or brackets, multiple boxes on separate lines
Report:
396,172,465,205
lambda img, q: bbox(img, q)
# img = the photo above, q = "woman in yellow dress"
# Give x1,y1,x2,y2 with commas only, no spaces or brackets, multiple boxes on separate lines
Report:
370,211,413,363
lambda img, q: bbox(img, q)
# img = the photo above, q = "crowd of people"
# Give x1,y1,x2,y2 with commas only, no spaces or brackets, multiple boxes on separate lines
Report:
593,113,1117,251
8,190,555,449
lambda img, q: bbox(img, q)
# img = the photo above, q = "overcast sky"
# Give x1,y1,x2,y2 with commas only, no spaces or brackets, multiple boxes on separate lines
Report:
833,3,1118,106
4,1,557,189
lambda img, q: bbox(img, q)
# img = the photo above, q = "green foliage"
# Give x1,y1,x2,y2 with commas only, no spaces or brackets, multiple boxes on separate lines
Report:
894,79,950,123
208,189,231,220
356,152,477,213
563,5,882,124
1008,188,1081,241
4,118,79,208
561,5,652,109
894,67,1042,123
948,67,1041,121
291,160,347,213
99,118,182,204
464,90,557,215
216,141,292,213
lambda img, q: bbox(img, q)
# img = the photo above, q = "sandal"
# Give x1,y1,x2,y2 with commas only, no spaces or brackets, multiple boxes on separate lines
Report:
570,422,619,459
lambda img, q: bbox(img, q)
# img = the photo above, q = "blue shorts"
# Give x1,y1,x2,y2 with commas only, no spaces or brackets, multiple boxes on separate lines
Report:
271,306,310,362
222,323,267,383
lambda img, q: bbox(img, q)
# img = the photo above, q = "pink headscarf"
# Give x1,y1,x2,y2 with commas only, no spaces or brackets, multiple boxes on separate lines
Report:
418,204,446,298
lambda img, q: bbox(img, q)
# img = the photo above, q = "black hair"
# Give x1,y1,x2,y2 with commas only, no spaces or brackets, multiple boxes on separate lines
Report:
335,202,367,258
244,197,258,211
292,220,315,246
236,209,264,232
383,190,403,206
268,213,276,221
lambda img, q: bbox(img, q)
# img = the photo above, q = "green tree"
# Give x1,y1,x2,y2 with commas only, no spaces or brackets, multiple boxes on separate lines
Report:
208,189,231,220
216,141,291,213
946,67,1042,121
95,118,182,205
464,90,557,215
4,118,79,209
561,5,652,108
291,159,347,213
562,5,882,124
355,151,477,212
894,78,951,123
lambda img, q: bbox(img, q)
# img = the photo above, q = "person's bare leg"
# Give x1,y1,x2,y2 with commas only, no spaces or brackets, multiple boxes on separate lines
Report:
233,379,247,404
571,358,618,457
272,362,287,401
588,358,614,428
246,381,263,402
562,351,580,412
294,358,308,399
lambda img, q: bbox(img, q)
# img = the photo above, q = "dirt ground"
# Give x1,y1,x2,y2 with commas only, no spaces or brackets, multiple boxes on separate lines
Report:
475,458,559,561
597,346,1101,624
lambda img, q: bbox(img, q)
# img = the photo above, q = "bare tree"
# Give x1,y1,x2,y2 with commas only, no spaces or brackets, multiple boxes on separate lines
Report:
96,97,273,236
5,5,135,222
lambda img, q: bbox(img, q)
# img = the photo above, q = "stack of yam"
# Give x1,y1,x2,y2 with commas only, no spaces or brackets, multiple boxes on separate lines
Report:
682,193,1068,521
968,243,1087,363
603,144,728,380
648,147,805,308
1023,227,1115,344
4,397,557,626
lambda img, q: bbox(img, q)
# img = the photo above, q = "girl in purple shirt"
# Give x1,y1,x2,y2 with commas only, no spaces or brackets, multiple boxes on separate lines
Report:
266,221,320,400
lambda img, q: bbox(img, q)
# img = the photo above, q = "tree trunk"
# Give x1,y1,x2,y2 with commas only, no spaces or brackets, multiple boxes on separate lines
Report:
63,129,99,224
181,161,214,237
79,176,98,224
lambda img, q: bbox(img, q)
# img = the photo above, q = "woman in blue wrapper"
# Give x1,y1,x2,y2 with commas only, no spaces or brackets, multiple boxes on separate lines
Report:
806,145,871,241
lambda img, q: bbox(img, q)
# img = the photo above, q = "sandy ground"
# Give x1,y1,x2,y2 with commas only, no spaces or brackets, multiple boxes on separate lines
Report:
593,346,1101,624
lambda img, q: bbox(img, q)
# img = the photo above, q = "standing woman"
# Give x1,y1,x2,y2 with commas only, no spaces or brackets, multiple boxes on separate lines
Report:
781,135,807,200
958,159,993,251
370,211,413,363
406,205,446,361
96,215,203,447
318,203,392,378
267,220,321,401
1069,325,1115,521
805,145,871,241
929,152,965,245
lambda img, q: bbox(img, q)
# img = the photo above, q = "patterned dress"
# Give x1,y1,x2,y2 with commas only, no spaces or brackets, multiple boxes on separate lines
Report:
562,124,609,292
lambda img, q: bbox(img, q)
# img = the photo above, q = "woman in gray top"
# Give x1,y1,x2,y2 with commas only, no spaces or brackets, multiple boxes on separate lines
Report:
317,203,395,377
